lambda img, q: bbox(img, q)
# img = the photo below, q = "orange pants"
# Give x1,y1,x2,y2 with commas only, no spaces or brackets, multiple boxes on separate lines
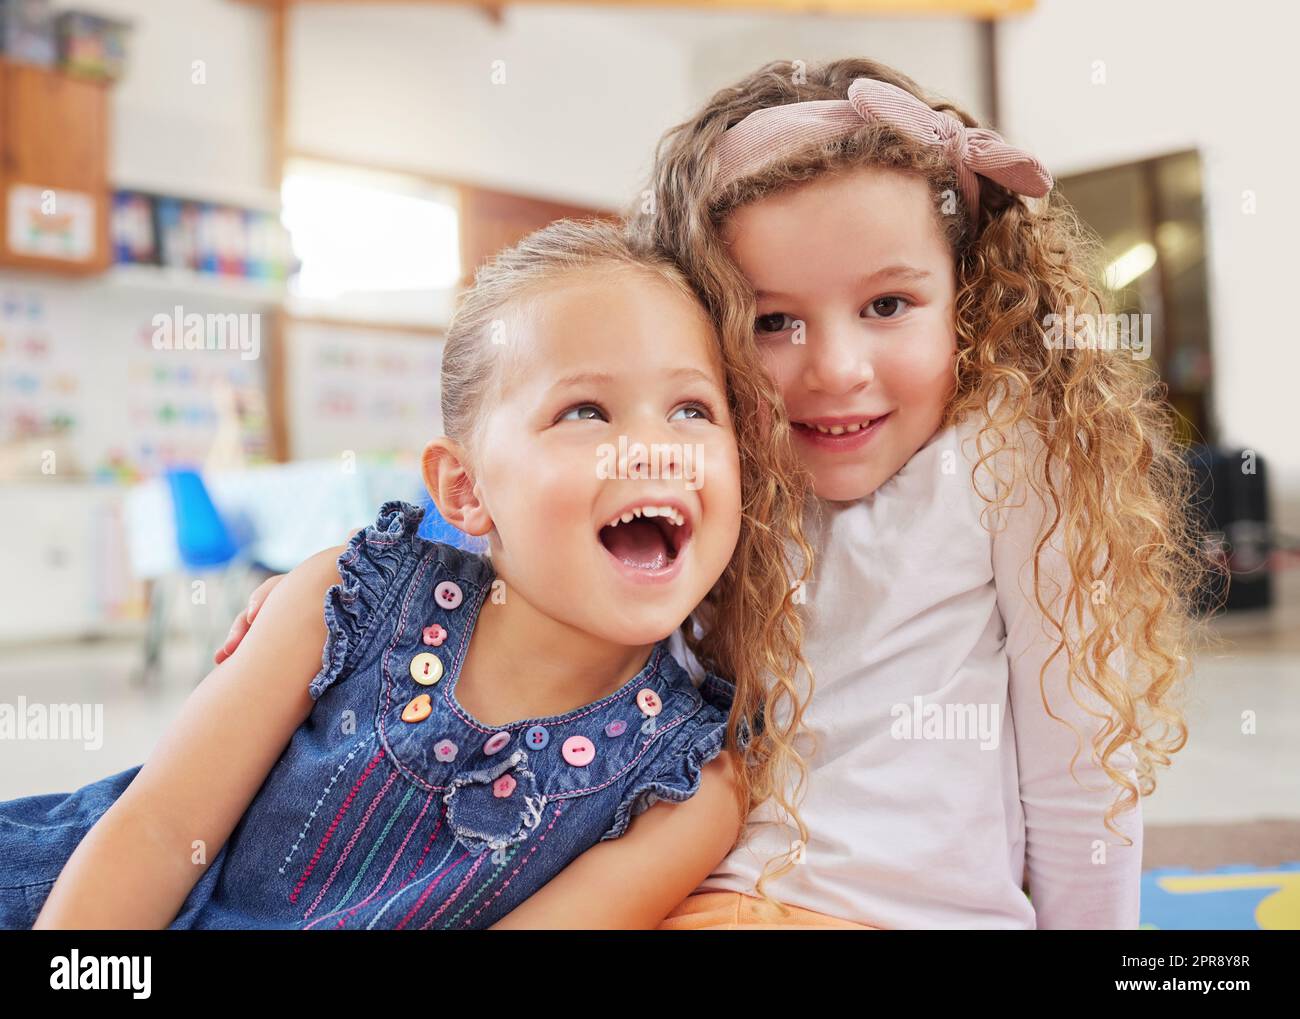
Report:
656,891,876,930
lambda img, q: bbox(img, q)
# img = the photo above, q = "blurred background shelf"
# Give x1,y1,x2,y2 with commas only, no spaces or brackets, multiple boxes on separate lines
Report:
102,262,288,307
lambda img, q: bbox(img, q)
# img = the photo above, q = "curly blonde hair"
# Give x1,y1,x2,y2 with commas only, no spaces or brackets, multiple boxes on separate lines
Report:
440,217,816,859
632,57,1214,867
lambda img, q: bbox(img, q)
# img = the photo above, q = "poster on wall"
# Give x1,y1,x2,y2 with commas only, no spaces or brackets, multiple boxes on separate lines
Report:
285,320,443,464
0,279,270,481
5,184,97,262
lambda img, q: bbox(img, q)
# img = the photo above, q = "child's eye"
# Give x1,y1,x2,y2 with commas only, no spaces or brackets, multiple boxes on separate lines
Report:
863,296,911,319
558,403,608,422
670,402,713,422
754,312,795,334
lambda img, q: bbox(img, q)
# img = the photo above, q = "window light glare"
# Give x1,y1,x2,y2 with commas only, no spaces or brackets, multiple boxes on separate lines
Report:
282,173,460,300
1103,242,1157,291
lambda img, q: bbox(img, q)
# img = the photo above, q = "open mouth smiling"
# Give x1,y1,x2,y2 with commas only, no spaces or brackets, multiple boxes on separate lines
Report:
597,501,694,578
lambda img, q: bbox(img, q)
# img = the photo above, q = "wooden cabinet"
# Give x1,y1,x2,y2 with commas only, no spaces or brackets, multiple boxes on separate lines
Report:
0,58,111,273
457,184,618,286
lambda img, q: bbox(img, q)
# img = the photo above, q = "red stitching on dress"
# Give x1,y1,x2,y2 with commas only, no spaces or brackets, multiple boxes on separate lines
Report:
396,850,470,930
408,804,447,880
421,852,486,929
289,750,384,904
465,805,565,926
302,764,400,920
318,789,437,930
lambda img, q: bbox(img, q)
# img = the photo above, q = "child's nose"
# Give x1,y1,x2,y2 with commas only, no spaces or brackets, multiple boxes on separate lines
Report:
805,325,875,395
625,421,685,472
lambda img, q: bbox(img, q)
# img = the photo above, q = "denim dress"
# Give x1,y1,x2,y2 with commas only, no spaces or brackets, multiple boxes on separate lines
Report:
0,500,735,929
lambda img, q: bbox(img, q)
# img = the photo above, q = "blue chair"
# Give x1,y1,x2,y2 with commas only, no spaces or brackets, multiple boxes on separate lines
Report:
167,469,240,568
139,469,253,686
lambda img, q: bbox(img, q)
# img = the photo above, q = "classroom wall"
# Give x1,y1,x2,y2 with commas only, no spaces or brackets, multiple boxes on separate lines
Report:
997,0,1299,532
81,0,274,203
288,4,696,210
287,6,988,210
684,16,989,124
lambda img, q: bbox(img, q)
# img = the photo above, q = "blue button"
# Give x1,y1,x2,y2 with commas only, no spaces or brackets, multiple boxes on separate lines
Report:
524,725,550,750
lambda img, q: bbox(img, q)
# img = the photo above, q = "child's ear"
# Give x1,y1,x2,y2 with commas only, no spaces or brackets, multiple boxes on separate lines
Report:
422,437,493,536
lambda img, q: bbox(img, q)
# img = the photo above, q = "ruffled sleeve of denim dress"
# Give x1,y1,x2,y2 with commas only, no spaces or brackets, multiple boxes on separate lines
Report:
158,499,735,929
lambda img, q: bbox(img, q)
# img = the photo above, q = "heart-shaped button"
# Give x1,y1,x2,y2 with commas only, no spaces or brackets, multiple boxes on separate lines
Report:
402,693,432,723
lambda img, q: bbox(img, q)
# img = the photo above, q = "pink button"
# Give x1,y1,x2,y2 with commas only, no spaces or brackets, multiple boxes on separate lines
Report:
562,735,596,767
434,581,463,610
434,739,458,763
483,731,510,755
493,774,517,798
635,688,662,717
422,624,447,647
605,720,627,738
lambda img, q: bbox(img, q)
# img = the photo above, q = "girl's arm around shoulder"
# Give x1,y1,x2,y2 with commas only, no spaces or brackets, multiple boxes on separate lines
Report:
34,545,348,929
490,749,744,930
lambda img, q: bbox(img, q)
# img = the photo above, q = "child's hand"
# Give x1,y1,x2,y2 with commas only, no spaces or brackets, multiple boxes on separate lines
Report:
214,528,363,665
214,574,283,665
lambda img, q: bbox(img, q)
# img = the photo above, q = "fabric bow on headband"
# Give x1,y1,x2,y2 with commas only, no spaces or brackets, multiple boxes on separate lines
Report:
712,77,1054,222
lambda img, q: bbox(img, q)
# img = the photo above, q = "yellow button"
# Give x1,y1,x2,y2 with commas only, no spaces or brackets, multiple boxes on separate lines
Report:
402,693,432,723
410,652,444,686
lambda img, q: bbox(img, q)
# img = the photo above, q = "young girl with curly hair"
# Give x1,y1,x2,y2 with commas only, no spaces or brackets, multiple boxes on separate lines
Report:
636,57,1206,929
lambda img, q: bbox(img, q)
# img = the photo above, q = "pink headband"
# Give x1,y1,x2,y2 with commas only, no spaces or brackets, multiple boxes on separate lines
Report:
712,77,1054,221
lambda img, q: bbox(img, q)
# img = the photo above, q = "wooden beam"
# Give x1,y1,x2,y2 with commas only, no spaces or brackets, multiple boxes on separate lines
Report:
236,0,1034,17
267,0,290,462
270,0,287,186
982,17,999,130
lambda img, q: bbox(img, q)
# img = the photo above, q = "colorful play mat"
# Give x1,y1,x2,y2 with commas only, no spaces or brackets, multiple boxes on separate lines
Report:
1140,862,1300,929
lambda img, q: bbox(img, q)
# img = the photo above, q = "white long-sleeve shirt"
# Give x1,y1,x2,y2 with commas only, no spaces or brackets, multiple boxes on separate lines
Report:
671,414,1142,929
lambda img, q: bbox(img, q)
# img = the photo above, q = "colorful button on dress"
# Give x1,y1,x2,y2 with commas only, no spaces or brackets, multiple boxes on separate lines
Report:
0,500,735,930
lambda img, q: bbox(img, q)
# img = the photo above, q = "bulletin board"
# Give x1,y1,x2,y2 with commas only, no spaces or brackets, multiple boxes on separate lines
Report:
285,319,443,463
0,274,270,480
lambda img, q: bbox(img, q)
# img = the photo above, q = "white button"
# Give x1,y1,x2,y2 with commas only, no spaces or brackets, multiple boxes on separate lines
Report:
434,581,463,610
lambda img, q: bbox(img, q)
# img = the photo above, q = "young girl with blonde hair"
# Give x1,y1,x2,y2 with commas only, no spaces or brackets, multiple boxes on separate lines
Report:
0,219,817,930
